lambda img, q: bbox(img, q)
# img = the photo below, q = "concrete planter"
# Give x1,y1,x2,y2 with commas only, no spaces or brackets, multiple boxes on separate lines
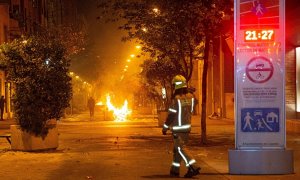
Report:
10,122,58,151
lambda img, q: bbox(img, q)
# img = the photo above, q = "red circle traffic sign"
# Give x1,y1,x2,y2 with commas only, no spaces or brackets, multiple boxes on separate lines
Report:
246,56,274,83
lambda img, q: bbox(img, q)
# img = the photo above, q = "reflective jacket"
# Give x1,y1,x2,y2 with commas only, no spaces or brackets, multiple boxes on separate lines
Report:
163,93,195,133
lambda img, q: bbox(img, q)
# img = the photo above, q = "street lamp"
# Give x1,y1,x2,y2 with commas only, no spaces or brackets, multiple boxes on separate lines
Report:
142,27,147,32
153,8,160,14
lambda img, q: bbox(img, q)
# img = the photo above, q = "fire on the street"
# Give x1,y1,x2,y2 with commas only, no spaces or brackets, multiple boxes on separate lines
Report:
106,94,131,122
96,101,103,106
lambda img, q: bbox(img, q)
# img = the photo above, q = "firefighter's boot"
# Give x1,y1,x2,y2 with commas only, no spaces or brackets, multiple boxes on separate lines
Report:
170,166,180,177
184,166,200,178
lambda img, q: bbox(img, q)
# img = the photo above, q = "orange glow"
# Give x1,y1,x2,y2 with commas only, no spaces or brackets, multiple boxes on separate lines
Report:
106,94,131,122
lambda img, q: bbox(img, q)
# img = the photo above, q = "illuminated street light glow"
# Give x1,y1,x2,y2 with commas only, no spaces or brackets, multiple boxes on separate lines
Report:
127,59,131,62
130,54,135,58
135,45,141,49
106,94,131,122
153,8,159,13
142,27,147,32
75,76,79,79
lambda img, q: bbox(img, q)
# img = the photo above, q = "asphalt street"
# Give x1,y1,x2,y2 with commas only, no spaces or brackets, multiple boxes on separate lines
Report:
0,112,299,180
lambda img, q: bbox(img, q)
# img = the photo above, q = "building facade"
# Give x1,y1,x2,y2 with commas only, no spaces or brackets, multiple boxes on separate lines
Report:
0,0,11,119
285,0,300,119
0,0,78,119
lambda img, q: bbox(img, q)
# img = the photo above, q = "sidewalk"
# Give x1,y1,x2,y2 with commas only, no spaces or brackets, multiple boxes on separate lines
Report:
0,113,299,179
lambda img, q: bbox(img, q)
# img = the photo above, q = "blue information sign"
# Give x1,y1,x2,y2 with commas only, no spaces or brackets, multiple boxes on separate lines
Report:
241,108,279,132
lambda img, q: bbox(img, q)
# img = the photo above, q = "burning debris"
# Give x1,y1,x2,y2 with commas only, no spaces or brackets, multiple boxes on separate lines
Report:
96,101,103,106
106,94,132,122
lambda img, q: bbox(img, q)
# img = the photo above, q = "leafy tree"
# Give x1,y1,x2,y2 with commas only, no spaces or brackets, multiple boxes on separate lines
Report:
54,26,87,57
0,35,72,137
33,24,87,58
22,9,88,58
98,0,204,81
98,0,233,143
140,57,178,110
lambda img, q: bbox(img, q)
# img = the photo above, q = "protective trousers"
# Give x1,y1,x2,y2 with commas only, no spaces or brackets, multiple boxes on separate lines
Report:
170,132,197,173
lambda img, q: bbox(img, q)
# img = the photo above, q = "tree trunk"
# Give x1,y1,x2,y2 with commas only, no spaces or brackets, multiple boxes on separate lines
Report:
200,35,210,144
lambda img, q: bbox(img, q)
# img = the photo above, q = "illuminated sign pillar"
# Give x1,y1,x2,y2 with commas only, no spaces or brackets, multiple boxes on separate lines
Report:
229,0,294,174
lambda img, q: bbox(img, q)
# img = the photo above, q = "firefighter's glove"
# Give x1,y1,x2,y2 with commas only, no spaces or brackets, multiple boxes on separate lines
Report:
162,129,167,135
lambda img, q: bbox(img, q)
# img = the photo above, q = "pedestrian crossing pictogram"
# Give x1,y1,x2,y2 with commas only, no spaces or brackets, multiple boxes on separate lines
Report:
239,0,280,30
251,0,267,17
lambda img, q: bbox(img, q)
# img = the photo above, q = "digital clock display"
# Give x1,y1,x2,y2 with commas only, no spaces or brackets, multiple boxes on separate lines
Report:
244,30,274,42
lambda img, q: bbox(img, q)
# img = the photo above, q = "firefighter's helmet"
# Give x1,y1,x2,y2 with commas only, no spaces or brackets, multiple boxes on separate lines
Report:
172,75,187,90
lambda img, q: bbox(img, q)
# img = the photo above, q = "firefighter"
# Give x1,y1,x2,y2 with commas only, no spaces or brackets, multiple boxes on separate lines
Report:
162,75,200,178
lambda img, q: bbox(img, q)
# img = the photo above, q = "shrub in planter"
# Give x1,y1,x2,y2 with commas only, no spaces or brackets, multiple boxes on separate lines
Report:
0,35,72,138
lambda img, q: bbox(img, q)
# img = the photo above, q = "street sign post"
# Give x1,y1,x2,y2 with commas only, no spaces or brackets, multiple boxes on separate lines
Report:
229,0,293,174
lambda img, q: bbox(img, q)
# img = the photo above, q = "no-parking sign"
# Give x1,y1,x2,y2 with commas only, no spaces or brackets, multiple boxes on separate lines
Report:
235,0,285,149
246,56,273,83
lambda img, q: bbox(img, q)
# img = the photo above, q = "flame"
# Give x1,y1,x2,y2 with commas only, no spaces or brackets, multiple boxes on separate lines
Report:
106,94,131,122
